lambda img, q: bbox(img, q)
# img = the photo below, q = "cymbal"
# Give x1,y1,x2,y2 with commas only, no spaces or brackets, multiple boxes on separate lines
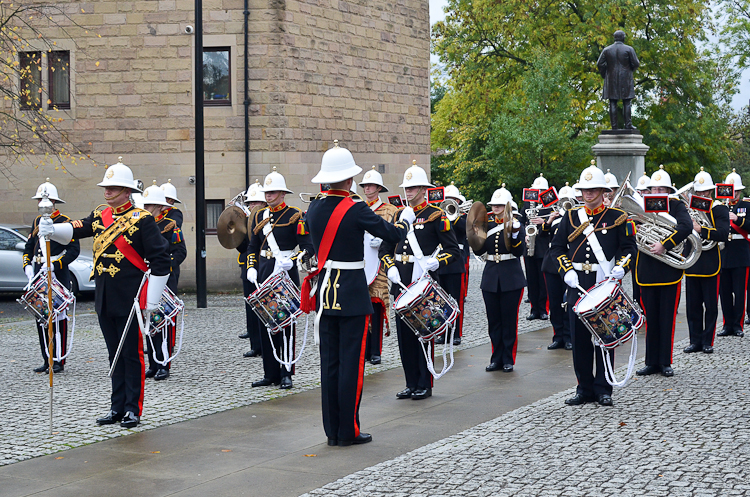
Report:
466,201,488,253
217,205,247,249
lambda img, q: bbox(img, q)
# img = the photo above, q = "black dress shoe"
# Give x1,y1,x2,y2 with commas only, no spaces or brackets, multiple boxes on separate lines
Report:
251,378,279,387
52,363,63,374
502,364,514,372
702,345,714,354
327,438,338,446
661,365,674,377
96,410,124,425
369,355,381,365
565,394,594,406
735,328,745,338
746,316,750,325
435,335,445,345
564,342,573,350
396,387,414,399
238,332,251,339
411,388,432,400
539,313,549,320
339,433,372,446
717,327,733,337
485,362,501,372
524,297,530,303
526,312,538,321
636,365,661,376
597,394,613,406
683,343,702,353
33,364,49,373
280,377,293,389
120,411,139,428
145,367,157,378
243,349,261,358
452,337,462,346
154,368,170,381
547,341,564,350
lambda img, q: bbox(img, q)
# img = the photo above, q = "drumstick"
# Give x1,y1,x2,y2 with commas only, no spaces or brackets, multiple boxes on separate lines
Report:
576,284,591,297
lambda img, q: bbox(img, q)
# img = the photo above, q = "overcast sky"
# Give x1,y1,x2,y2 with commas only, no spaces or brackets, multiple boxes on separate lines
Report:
428,0,750,111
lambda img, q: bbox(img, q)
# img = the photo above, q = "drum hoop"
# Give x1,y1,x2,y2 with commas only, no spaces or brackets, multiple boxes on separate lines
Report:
246,271,302,334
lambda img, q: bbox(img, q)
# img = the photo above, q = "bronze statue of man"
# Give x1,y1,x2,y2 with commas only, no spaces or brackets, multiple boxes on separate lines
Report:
597,30,640,130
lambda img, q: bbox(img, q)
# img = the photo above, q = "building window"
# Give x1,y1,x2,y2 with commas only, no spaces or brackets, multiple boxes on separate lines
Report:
205,199,225,235
203,47,230,106
49,51,70,109
20,51,42,110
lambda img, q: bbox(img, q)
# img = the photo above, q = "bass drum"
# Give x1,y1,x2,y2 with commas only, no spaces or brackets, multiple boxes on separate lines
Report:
363,232,380,285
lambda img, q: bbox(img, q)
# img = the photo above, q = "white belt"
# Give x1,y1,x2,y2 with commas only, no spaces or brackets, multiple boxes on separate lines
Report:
34,252,65,264
326,261,365,270
261,249,294,259
487,253,516,262
395,254,415,263
572,262,600,272
731,234,746,240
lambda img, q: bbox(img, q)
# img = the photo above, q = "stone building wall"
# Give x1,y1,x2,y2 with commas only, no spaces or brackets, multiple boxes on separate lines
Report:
0,0,431,290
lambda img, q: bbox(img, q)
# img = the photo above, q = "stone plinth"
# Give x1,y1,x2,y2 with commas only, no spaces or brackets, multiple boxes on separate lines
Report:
591,130,649,185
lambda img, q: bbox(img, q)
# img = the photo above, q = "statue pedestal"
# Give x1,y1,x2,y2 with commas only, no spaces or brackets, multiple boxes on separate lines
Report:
591,130,649,185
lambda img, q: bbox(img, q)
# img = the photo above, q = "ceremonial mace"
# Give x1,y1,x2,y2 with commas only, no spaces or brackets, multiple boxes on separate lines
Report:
37,190,55,434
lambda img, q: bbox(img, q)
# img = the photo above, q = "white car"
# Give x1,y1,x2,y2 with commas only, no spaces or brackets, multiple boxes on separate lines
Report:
0,224,95,295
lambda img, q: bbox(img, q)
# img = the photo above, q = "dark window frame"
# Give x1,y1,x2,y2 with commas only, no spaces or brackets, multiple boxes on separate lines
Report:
205,199,225,235
202,47,231,107
48,50,71,110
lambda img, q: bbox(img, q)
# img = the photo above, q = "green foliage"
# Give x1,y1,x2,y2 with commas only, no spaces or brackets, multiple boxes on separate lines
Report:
729,106,750,179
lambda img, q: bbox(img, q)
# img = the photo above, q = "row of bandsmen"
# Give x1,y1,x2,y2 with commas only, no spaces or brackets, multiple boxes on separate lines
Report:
34,161,185,428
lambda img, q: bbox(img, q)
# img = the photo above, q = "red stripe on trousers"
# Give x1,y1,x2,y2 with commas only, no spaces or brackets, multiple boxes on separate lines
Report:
743,268,749,331
512,289,524,362
712,275,720,346
668,282,681,364
353,315,370,438
137,328,145,416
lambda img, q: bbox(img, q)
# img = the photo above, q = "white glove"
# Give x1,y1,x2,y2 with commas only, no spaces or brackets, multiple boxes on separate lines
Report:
512,220,521,239
369,237,383,248
247,267,258,285
400,206,416,225
424,257,439,272
37,218,55,238
610,266,625,280
24,265,34,281
387,266,401,285
145,274,169,311
563,270,579,289
277,257,293,272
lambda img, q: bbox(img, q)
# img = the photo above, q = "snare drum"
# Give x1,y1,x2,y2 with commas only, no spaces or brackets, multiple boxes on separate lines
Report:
573,278,644,349
393,276,459,341
246,271,302,334
146,286,184,337
17,273,75,322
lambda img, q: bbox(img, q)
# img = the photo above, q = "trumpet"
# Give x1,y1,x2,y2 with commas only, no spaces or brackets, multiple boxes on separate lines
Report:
226,192,251,216
299,192,326,203
440,198,473,222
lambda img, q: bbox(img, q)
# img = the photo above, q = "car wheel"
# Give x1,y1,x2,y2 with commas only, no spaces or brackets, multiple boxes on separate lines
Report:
70,276,79,297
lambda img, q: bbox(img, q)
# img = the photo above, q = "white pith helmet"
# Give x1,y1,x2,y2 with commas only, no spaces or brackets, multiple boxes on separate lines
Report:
350,180,358,194
160,179,181,204
573,160,611,191
725,168,745,190
635,174,651,191
604,169,619,188
649,165,676,193
531,173,549,190
693,167,715,193
399,160,435,188
444,182,461,199
488,184,513,206
98,157,142,192
261,167,293,194
245,179,264,203
32,178,65,203
558,182,574,198
132,192,144,209
458,194,466,203
141,181,172,207
312,140,362,184
360,165,389,192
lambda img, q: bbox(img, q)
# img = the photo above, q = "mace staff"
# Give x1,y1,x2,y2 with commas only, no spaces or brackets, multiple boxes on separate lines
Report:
37,190,55,434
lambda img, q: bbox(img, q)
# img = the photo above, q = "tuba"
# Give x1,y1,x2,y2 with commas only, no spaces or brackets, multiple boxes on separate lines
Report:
676,183,717,251
611,178,702,270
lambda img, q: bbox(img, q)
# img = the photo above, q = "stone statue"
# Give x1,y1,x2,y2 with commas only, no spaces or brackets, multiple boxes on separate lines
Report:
597,30,640,130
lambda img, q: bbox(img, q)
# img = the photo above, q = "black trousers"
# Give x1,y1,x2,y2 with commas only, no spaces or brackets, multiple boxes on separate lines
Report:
260,324,295,382
544,271,570,344
99,309,145,416
439,272,464,337
721,266,748,332
568,283,614,397
640,283,680,367
365,301,385,360
482,289,523,366
319,314,369,441
396,314,433,390
242,277,263,353
631,268,641,307
36,318,68,366
686,275,719,347
524,256,547,315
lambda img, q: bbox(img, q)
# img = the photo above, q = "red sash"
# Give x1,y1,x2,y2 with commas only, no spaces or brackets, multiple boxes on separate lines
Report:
101,207,150,308
300,198,355,313
730,220,750,242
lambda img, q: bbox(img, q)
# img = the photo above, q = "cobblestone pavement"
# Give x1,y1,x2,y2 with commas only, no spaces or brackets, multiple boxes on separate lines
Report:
301,324,750,496
1,262,551,466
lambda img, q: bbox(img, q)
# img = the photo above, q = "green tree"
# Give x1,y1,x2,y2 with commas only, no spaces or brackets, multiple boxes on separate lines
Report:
728,106,750,179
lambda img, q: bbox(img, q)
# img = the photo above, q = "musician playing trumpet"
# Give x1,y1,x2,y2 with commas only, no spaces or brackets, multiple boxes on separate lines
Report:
683,169,729,354
550,164,636,407
635,165,692,378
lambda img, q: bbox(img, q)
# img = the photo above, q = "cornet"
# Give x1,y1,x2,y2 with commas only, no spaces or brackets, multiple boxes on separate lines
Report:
440,198,472,222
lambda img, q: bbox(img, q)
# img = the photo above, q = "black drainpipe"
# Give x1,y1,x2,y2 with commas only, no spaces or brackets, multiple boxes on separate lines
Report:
243,0,250,188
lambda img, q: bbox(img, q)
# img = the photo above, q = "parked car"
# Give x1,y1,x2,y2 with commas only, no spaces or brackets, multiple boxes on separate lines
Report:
0,224,95,294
